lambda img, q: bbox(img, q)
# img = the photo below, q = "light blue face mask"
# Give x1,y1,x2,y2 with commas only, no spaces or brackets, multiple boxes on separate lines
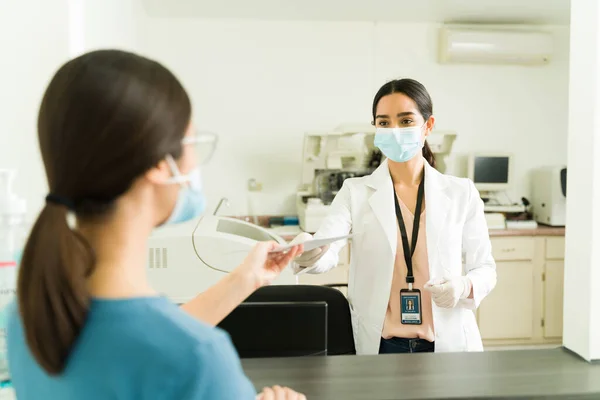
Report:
162,155,207,225
159,131,218,225
374,126,424,163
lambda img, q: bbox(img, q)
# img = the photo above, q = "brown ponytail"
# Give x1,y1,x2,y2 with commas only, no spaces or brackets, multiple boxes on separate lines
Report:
422,141,436,169
17,203,94,375
17,49,192,375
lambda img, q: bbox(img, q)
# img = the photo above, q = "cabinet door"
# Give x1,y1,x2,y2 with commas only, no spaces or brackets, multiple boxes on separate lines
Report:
491,237,535,261
544,261,564,338
545,238,565,260
478,261,535,340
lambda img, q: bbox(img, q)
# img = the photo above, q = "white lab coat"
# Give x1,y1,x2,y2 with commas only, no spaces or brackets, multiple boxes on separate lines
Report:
307,159,496,354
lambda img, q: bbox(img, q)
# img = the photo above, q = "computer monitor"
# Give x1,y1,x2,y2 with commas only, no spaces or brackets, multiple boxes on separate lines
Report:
467,153,512,192
217,301,328,358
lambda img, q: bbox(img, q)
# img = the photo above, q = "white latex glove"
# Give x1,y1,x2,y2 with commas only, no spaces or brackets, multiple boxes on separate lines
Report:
289,232,330,268
423,276,472,309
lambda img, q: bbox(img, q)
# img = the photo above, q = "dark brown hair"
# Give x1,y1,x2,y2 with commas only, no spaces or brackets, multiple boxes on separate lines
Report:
372,78,436,168
17,49,191,375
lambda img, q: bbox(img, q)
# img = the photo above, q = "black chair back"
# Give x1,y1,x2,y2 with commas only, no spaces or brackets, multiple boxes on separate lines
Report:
218,301,328,358
245,285,356,355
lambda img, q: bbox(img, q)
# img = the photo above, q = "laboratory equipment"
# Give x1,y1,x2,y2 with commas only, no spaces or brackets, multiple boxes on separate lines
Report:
423,130,458,174
0,169,26,382
483,204,526,213
484,213,507,230
218,301,328,358
531,166,567,226
506,220,538,230
296,125,458,232
467,153,525,214
268,216,299,226
147,215,295,304
213,197,230,216
468,153,512,192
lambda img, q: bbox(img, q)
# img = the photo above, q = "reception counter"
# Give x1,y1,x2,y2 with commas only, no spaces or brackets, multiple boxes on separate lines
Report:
242,348,600,399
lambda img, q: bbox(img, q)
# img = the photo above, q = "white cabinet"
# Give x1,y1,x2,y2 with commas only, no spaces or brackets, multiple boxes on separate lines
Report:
480,234,565,347
491,237,535,261
544,260,564,338
545,237,565,260
478,261,535,340
542,237,565,339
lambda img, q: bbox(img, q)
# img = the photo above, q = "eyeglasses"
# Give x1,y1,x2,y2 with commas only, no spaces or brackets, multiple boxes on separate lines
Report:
182,130,218,166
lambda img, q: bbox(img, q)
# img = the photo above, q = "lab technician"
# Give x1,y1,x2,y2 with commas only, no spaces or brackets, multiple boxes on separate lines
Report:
7,50,305,400
292,78,497,355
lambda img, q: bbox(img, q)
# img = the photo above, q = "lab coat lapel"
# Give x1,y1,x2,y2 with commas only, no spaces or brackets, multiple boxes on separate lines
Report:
366,160,397,255
424,162,451,274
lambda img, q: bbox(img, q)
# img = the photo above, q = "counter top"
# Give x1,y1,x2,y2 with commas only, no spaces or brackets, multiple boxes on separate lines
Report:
230,215,565,241
232,216,565,240
489,226,565,237
242,348,600,399
272,226,565,242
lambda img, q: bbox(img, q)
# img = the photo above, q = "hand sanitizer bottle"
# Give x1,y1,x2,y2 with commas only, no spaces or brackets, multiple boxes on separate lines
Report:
0,170,27,384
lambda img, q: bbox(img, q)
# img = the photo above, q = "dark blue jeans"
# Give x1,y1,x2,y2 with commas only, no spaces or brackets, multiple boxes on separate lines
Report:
379,337,435,354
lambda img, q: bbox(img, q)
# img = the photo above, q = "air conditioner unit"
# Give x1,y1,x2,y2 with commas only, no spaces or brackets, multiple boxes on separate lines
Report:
439,26,553,65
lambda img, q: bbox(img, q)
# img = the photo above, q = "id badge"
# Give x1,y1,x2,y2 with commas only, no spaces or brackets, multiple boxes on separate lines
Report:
400,289,422,325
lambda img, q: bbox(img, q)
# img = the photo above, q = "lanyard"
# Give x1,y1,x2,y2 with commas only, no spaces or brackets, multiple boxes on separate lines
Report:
393,175,425,289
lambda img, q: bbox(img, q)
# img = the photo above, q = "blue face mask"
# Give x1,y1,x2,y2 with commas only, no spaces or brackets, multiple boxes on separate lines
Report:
374,126,424,163
163,157,207,225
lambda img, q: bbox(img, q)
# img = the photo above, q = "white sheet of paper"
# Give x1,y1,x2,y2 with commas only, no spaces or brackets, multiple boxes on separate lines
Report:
269,234,354,254
293,264,319,276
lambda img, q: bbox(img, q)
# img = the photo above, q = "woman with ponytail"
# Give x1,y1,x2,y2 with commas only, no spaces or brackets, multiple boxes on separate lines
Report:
7,50,305,400
290,78,497,355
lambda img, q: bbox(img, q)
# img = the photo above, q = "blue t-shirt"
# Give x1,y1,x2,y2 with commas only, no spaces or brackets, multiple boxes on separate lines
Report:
7,297,256,399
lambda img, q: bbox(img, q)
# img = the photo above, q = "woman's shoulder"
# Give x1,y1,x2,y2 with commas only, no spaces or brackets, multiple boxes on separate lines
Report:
84,298,252,395
340,175,370,190
430,166,474,195
7,298,254,398
87,296,225,347
113,299,254,397
440,173,473,191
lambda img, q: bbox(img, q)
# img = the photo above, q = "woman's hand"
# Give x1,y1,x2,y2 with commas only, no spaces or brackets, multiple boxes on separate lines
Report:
256,386,306,400
235,241,303,290
289,232,329,268
180,241,302,326
424,276,473,308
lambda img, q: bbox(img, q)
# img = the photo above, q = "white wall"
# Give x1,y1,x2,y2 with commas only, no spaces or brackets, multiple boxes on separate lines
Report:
0,6,571,220
138,18,570,216
563,0,600,362
77,0,141,54
0,0,143,222
0,0,71,221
